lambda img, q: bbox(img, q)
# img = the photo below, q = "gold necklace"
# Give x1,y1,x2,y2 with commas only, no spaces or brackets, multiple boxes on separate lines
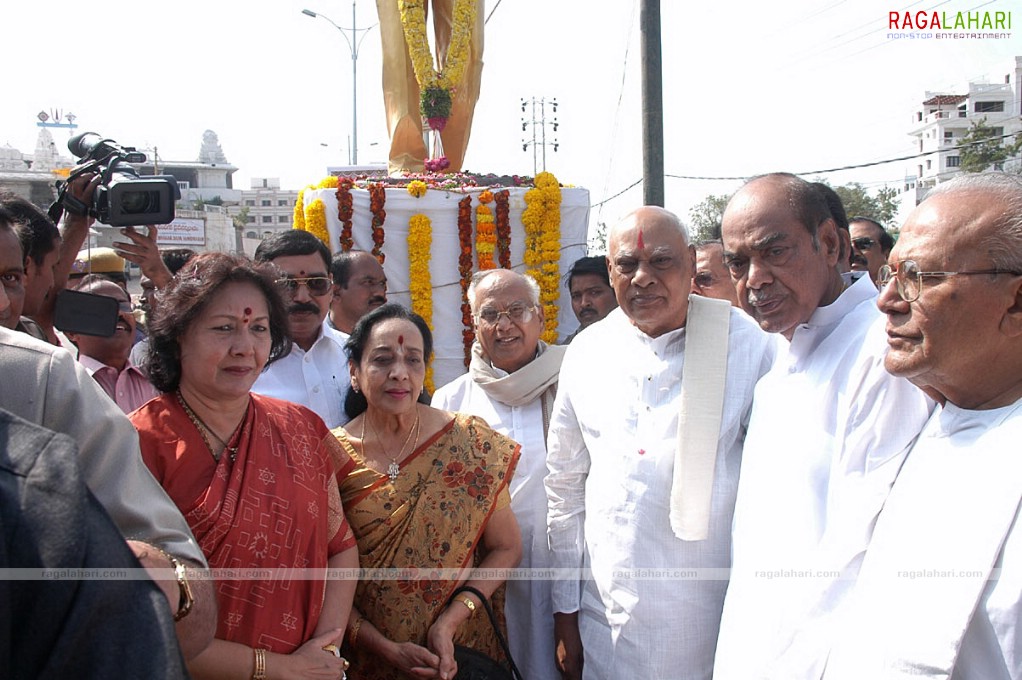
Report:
177,391,243,463
362,409,420,482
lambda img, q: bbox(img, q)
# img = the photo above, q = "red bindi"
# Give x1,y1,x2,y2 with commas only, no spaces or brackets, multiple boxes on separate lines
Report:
637,229,645,251
398,335,404,346
244,307,252,316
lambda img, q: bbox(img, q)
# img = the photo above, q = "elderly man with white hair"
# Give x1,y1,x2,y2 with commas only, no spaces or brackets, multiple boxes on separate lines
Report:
545,206,775,679
432,268,564,680
824,173,1022,679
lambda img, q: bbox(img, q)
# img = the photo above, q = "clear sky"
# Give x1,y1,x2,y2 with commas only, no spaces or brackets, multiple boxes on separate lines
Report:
4,0,1018,240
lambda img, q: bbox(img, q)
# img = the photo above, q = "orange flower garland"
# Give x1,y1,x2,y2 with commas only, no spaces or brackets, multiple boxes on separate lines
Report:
495,190,511,269
369,183,387,263
408,195,434,392
475,190,496,270
457,195,474,367
522,172,562,344
336,178,354,251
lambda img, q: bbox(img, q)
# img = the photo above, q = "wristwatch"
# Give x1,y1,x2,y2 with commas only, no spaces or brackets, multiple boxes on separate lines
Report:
154,547,195,621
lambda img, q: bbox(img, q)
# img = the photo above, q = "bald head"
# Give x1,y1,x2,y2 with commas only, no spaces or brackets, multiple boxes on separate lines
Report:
468,269,545,373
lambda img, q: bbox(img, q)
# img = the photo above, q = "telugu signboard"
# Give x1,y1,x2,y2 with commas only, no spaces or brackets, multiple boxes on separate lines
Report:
156,217,206,246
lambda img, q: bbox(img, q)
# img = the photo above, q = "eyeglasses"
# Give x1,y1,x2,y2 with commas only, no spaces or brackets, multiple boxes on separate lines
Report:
275,276,333,297
851,237,877,251
475,302,536,326
877,260,1022,302
693,272,715,288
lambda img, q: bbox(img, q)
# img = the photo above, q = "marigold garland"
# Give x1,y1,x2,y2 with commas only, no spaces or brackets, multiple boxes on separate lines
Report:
408,208,435,392
475,190,496,271
303,198,330,247
522,172,562,344
406,180,428,198
457,195,475,367
336,179,354,251
369,183,387,264
494,190,511,268
293,188,307,231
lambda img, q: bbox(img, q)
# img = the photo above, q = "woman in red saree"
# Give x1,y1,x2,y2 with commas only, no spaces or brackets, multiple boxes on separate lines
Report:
334,303,522,680
132,252,359,679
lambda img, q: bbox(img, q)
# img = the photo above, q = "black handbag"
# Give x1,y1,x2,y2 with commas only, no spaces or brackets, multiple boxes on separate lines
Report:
449,586,524,680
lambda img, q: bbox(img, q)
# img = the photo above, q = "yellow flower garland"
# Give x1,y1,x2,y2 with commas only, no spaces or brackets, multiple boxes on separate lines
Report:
475,190,496,270
292,188,307,231
522,172,562,344
408,212,435,393
406,180,428,198
399,0,476,91
303,198,330,247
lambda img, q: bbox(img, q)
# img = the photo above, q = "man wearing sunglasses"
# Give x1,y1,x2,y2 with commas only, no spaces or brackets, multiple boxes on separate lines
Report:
714,173,933,679
848,216,894,285
252,230,349,428
824,173,1022,678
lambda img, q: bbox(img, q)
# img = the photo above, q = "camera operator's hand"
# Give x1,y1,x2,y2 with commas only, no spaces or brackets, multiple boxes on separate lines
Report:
53,170,103,291
114,226,173,289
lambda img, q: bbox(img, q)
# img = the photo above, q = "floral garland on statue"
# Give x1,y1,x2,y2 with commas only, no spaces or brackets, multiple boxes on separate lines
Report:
522,172,562,344
407,189,435,392
336,178,354,251
369,183,387,263
494,189,511,268
293,188,307,231
399,0,477,170
457,195,474,367
303,198,330,246
475,190,496,270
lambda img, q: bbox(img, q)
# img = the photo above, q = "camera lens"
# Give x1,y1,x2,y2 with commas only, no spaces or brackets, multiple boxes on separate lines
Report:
119,190,159,215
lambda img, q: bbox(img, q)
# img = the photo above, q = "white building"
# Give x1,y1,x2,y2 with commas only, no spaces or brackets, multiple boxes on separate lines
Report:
898,56,1022,220
227,177,299,240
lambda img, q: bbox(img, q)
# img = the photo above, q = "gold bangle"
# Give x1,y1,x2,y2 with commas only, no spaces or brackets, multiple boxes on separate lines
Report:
454,594,477,615
348,615,364,647
151,546,194,622
252,648,267,680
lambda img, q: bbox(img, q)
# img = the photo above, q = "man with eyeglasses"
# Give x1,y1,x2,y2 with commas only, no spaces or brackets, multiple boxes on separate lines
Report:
432,268,565,680
848,216,894,285
823,173,1022,679
713,173,933,679
252,230,349,428
327,250,388,340
691,239,741,307
66,275,159,414
545,207,775,680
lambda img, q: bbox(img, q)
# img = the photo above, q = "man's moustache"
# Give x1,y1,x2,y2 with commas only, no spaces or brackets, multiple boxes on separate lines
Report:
850,255,869,267
289,303,321,315
368,296,387,306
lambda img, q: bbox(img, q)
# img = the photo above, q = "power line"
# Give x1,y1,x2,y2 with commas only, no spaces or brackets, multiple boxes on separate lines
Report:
588,131,1020,205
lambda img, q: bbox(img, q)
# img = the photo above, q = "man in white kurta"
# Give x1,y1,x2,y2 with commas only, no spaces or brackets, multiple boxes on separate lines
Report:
824,173,1022,679
433,269,565,680
714,173,934,679
546,207,776,679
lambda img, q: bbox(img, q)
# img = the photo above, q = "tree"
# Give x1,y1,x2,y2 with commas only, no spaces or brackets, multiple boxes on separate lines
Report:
688,194,732,242
232,206,251,230
958,118,1022,174
827,182,898,226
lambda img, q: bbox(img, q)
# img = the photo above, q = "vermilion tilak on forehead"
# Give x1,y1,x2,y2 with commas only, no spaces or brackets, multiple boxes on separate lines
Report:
637,229,645,251
398,335,404,346
242,307,252,324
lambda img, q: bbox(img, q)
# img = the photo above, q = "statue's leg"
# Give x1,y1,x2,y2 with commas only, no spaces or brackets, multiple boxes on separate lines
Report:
378,0,427,174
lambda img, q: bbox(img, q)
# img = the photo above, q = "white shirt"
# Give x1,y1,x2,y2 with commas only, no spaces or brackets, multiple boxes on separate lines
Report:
433,372,561,680
252,320,350,429
824,400,1022,680
546,305,775,680
714,273,935,680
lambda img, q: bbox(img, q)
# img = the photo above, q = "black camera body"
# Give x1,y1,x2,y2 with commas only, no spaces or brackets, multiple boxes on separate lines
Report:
66,132,181,227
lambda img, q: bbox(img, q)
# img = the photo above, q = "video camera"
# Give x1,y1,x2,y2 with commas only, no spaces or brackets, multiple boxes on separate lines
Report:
51,132,181,227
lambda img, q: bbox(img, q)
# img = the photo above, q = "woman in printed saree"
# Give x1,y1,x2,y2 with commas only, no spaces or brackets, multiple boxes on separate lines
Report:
333,303,522,680
131,252,359,680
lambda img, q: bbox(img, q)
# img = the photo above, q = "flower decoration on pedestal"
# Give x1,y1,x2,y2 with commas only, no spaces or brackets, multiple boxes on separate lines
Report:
522,172,562,344
369,183,387,264
406,180,428,198
408,193,435,392
336,179,354,251
475,190,496,271
457,195,474,367
495,190,511,268
303,198,329,247
399,0,477,172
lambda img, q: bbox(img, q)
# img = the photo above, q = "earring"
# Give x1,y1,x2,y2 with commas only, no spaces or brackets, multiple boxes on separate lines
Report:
351,382,360,394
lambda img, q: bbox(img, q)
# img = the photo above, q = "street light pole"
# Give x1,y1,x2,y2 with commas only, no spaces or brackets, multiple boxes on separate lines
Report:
302,4,376,165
